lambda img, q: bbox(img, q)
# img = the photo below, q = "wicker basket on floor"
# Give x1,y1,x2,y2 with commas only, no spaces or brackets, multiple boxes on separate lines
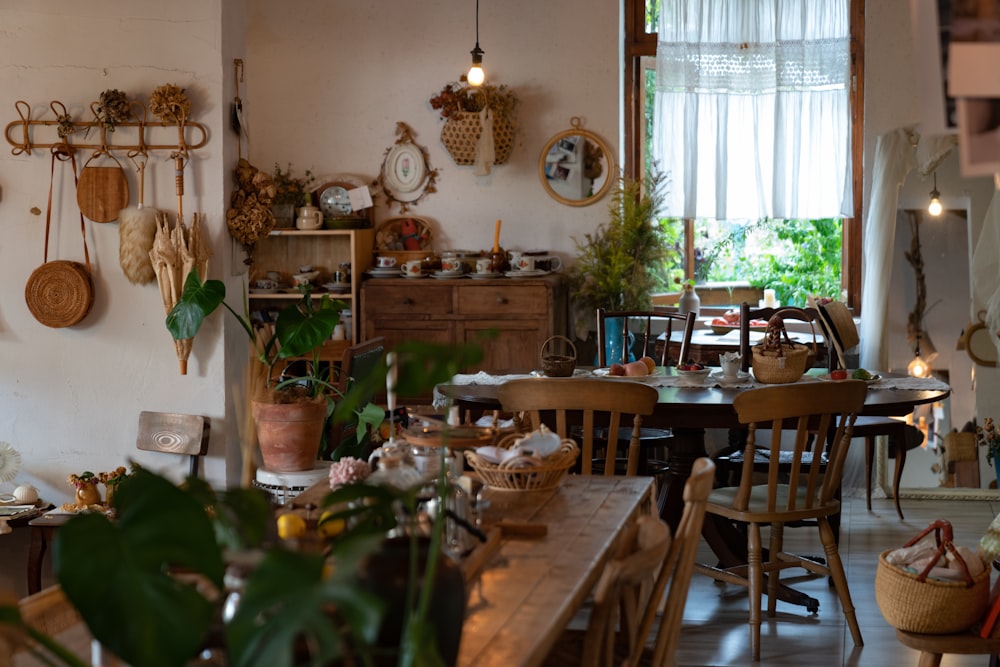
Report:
465,432,579,491
875,521,990,635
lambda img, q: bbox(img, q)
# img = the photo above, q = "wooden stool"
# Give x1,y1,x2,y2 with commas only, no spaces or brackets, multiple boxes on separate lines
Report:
894,629,1000,667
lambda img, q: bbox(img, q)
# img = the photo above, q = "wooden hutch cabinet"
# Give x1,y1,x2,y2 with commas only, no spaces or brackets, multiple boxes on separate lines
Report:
248,228,374,365
360,275,568,372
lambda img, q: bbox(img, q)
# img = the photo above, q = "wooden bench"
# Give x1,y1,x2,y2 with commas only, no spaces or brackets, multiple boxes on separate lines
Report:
895,629,1000,667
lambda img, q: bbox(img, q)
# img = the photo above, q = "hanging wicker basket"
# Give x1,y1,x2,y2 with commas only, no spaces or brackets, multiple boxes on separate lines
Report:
440,111,514,166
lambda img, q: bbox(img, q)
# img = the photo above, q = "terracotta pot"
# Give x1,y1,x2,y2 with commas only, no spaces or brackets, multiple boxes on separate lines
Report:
252,398,327,472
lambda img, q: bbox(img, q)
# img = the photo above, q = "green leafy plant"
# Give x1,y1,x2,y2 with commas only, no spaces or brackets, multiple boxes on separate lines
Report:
0,340,485,667
271,163,316,207
566,170,674,320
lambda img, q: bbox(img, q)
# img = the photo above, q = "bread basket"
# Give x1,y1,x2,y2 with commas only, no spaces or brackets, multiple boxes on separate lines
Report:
464,432,579,491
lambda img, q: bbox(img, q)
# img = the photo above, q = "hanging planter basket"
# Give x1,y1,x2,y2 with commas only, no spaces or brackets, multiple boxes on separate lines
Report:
440,111,514,166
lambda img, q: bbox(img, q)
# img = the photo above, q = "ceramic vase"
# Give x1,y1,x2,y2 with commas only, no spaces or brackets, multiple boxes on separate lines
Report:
75,482,101,508
679,283,701,317
994,458,1000,490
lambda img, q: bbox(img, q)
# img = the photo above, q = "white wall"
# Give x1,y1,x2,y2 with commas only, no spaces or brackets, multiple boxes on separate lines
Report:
0,0,993,519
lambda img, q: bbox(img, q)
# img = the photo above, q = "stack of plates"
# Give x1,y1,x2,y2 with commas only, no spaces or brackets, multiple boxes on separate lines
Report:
505,269,549,279
367,267,401,278
469,272,503,280
323,282,351,293
431,270,465,279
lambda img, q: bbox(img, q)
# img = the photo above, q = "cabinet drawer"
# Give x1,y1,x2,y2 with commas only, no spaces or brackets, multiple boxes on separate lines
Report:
363,284,453,317
456,285,548,317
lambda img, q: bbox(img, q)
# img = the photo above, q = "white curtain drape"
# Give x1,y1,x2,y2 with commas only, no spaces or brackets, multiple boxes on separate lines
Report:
653,0,852,220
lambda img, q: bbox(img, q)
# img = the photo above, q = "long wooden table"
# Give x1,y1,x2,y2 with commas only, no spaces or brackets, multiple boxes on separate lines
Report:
300,475,655,667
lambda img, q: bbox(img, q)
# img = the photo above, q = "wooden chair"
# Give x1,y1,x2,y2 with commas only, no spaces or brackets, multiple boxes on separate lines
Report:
328,336,386,455
2,585,92,666
695,381,867,661
497,378,659,477
543,457,715,667
136,411,210,478
893,628,1000,667
596,307,696,367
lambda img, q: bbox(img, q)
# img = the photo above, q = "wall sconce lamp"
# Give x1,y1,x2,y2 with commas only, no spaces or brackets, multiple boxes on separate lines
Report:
928,172,943,217
467,0,485,86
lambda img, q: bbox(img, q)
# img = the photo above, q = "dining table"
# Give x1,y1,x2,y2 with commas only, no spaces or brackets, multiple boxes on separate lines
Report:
296,474,656,667
436,365,951,611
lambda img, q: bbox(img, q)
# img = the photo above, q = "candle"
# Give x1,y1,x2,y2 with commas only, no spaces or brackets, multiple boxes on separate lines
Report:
493,219,502,253
763,289,776,307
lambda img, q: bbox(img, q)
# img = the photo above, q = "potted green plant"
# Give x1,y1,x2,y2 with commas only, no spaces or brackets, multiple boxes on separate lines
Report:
271,163,316,228
165,270,385,470
564,171,674,360
0,341,484,667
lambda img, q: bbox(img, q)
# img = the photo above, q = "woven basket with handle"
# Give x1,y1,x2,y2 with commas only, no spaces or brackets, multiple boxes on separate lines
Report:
875,520,989,634
440,112,514,166
750,314,817,384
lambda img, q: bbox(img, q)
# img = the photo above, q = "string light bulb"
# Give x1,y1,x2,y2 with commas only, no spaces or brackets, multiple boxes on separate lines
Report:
908,332,931,378
928,172,942,217
467,0,485,86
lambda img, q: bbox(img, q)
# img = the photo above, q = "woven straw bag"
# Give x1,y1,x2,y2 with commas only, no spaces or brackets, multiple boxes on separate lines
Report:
440,112,514,166
750,314,817,384
25,148,95,328
875,520,990,634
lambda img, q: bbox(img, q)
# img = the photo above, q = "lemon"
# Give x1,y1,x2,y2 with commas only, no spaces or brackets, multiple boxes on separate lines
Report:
276,512,307,540
318,511,346,538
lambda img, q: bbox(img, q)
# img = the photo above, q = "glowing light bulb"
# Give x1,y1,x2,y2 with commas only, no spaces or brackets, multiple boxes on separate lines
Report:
467,64,485,86
928,196,942,217
907,355,930,378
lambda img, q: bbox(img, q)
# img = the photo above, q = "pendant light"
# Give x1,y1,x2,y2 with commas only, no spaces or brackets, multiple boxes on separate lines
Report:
467,0,485,86
928,172,942,217
907,333,931,378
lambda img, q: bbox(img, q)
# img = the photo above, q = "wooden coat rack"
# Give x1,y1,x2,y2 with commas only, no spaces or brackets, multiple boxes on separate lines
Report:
4,99,208,156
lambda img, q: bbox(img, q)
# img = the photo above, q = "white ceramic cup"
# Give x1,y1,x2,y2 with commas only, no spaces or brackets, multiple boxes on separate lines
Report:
517,256,536,272
720,355,740,378
402,260,423,276
476,258,493,274
441,257,462,272
507,250,524,269
376,256,397,268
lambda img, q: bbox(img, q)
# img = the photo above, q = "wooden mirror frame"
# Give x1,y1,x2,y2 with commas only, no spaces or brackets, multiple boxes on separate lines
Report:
963,315,998,367
538,118,615,207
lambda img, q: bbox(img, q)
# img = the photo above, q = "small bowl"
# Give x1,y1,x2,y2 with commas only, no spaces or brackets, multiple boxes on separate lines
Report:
676,368,711,383
292,271,319,286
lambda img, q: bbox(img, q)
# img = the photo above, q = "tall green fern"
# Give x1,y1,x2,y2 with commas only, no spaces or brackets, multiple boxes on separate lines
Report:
567,171,674,317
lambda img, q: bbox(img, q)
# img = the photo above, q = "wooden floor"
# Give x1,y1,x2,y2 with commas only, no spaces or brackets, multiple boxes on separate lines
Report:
672,494,1000,666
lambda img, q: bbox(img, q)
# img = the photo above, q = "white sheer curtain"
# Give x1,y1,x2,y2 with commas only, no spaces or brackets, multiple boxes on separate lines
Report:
653,0,852,220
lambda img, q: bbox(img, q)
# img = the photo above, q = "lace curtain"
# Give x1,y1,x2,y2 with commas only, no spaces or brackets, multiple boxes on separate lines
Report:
653,0,852,220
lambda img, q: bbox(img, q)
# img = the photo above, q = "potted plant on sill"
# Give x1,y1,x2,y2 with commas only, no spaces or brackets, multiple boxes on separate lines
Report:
564,170,674,361
165,270,385,472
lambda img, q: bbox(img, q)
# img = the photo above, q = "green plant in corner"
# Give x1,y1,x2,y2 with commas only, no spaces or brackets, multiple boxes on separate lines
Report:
0,340,486,667
565,170,674,328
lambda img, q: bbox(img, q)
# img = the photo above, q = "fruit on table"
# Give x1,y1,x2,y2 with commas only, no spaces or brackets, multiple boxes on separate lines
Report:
276,512,307,540
318,511,346,538
852,368,872,380
608,363,626,376
678,360,705,371
830,369,848,380
608,356,656,376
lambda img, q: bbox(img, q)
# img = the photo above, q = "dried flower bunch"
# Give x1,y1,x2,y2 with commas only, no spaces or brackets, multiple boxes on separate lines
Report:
429,79,518,124
149,83,192,123
98,465,134,487
978,417,1000,466
67,471,98,490
272,162,316,207
95,89,131,132
328,456,372,489
227,158,277,255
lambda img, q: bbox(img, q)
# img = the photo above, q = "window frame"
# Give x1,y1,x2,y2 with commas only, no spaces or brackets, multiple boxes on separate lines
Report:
624,0,865,311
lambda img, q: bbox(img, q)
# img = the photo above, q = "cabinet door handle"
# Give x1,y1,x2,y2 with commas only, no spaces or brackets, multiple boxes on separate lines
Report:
402,297,414,305
496,296,508,305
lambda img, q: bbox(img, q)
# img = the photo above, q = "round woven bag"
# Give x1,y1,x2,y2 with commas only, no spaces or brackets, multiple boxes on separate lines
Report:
440,112,514,166
25,260,94,328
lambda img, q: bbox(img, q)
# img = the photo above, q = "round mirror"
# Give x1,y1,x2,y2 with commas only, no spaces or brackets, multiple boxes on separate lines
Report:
963,318,998,367
538,118,615,207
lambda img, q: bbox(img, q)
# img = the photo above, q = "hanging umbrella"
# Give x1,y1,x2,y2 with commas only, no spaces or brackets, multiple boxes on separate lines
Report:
150,212,211,374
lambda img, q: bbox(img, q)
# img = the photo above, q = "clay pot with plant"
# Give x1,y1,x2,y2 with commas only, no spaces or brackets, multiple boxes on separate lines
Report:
165,270,385,473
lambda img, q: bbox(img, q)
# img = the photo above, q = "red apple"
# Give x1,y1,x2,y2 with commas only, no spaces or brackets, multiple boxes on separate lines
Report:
830,369,848,380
